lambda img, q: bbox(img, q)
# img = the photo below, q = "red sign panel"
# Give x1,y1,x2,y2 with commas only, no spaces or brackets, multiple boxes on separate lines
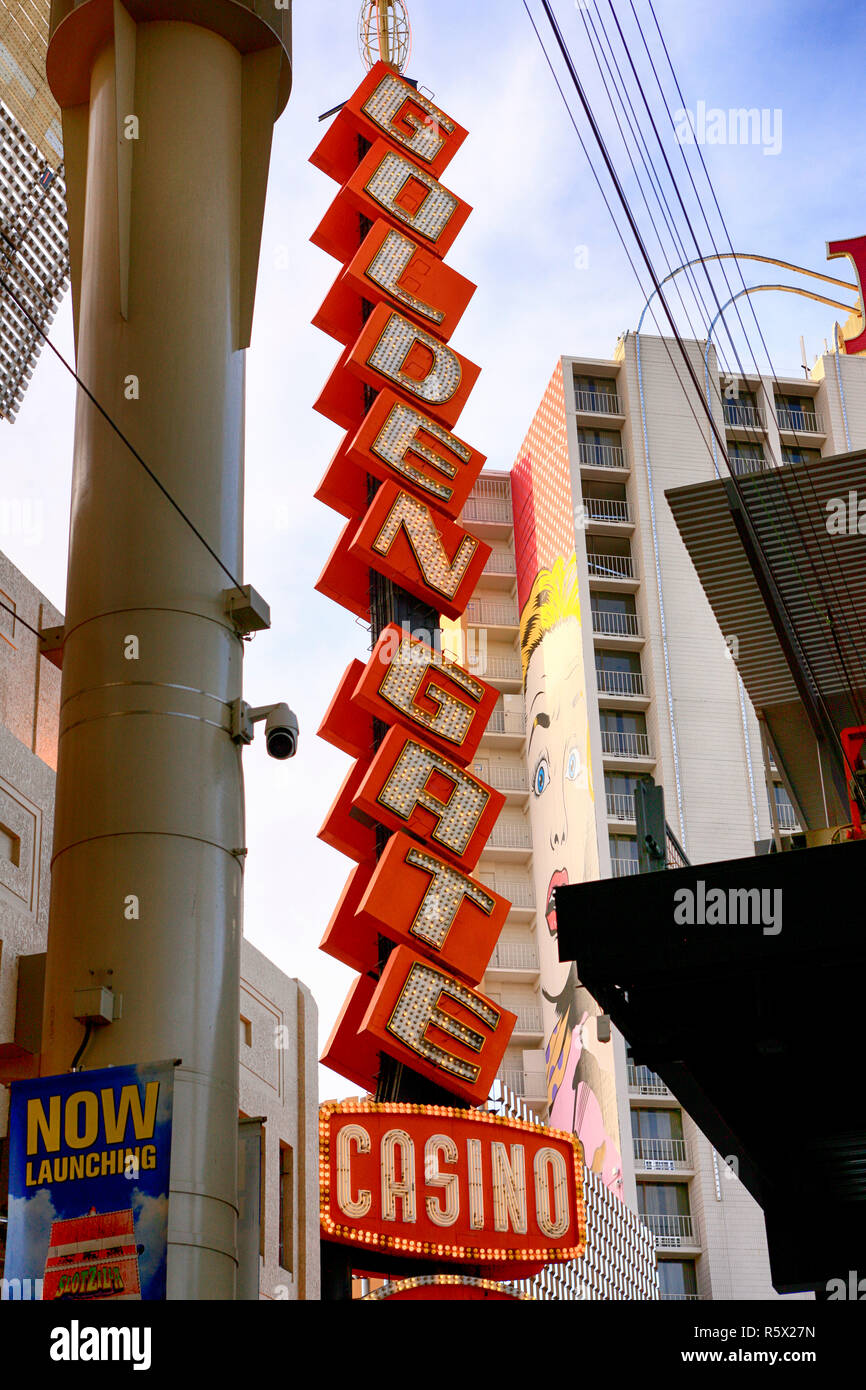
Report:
353,726,504,872
320,831,508,984
358,945,515,1105
310,60,469,186
320,1100,586,1267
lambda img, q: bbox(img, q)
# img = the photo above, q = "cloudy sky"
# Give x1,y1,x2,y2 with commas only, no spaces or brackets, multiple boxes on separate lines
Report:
2,0,863,1098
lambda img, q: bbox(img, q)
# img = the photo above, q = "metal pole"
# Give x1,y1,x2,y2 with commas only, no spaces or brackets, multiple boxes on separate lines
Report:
377,0,394,67
41,1,291,1300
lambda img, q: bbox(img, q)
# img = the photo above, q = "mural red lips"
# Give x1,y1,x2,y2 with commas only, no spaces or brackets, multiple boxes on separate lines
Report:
546,868,569,935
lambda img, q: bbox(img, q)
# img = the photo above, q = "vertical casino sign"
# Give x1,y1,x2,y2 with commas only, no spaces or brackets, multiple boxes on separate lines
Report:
310,61,514,1104
309,61,585,1280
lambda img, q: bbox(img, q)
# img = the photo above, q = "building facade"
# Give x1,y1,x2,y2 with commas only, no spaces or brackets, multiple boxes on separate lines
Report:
448,331,862,1299
0,550,319,1299
0,0,69,421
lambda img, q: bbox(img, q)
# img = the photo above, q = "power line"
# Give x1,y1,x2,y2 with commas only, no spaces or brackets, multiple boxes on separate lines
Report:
610,0,866,722
0,264,244,593
636,0,866,712
550,0,866,734
529,0,861,788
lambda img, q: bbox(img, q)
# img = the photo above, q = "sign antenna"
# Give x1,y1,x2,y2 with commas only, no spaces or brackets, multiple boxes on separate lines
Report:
359,0,412,72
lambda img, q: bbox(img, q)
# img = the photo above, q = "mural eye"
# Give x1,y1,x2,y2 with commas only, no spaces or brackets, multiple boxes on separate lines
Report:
533,757,550,797
566,747,581,782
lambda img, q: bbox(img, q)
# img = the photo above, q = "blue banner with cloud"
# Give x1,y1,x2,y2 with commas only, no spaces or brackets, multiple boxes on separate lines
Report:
4,1060,174,1301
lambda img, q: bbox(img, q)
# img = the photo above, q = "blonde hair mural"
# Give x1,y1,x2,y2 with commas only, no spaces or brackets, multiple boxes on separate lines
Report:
519,553,582,688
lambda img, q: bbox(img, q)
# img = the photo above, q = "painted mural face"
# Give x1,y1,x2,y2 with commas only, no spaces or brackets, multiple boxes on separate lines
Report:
520,553,623,1193
525,617,595,938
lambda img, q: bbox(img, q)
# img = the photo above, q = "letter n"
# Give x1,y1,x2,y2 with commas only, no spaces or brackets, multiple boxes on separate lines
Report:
350,482,490,619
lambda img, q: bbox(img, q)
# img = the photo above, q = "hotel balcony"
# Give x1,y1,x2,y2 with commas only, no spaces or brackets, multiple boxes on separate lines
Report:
600,730,653,764
584,495,633,534
482,549,517,589
611,856,639,878
776,405,825,435
497,1068,548,1107
591,609,642,640
487,941,540,982
596,668,645,698
462,482,513,538
586,550,638,590
485,818,532,861
574,387,624,418
483,654,522,689
640,1214,701,1253
484,704,526,748
773,800,801,832
509,1006,544,1039
627,1063,676,1102
465,598,519,633
578,441,628,476
633,1138,694,1174
723,401,765,431
483,763,529,802
494,879,536,919
606,791,637,822
729,454,770,477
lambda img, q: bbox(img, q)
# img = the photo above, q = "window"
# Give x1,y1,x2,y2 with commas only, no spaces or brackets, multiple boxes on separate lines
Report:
0,822,21,867
659,1259,698,1299
637,1182,691,1217
599,710,646,735
631,1109,684,1141
574,375,619,411
609,834,638,871
723,389,760,427
782,446,821,465
728,442,766,475
592,593,638,637
239,1016,252,1048
279,1143,293,1274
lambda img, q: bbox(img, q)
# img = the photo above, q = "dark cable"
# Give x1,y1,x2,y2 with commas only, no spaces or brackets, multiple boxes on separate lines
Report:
70,1020,93,1071
0,266,244,591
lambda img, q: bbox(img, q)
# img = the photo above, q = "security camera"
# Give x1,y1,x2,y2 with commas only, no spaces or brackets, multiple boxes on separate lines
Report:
232,701,299,759
263,703,299,760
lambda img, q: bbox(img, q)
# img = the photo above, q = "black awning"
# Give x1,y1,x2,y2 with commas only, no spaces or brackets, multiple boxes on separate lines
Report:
555,837,866,1293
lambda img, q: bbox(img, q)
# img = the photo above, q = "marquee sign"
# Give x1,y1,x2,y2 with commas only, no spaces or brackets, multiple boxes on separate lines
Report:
361,1276,532,1300
319,1100,586,1268
310,58,582,1277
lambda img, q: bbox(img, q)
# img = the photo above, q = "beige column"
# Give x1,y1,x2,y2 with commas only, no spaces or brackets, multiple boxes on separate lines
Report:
42,2,291,1299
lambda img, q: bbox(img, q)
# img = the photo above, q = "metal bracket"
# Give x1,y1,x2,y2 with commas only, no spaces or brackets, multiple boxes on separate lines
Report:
230,699,254,745
39,625,65,669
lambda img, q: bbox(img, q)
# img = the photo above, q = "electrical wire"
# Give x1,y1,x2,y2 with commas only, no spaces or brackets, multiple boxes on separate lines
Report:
528,0,864,792
554,0,866,735
0,265,244,593
621,0,866,715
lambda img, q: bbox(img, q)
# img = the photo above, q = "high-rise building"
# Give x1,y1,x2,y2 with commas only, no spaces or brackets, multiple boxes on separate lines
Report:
0,1,68,421
446,330,862,1299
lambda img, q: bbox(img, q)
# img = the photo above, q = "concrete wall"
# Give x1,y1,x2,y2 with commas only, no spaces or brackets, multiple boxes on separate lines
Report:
239,939,319,1300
